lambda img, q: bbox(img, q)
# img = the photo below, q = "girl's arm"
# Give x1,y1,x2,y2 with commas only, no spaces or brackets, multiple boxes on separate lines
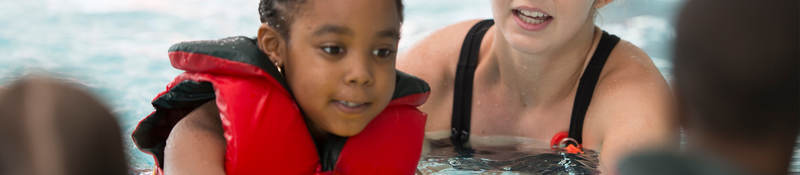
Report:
164,101,227,175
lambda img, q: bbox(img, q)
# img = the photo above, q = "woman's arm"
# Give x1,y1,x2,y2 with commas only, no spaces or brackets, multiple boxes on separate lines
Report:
164,101,227,175
584,40,679,174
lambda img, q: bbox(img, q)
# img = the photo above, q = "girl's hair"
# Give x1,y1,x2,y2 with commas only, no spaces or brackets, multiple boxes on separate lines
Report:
259,0,405,39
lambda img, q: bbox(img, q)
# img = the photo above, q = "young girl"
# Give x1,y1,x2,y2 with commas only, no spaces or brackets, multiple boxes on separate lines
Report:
400,0,675,173
132,0,430,174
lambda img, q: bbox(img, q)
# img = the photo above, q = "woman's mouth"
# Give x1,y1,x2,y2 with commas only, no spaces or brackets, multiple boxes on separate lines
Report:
512,8,553,31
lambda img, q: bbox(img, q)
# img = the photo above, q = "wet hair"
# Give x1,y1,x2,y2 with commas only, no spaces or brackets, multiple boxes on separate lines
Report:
673,0,798,140
258,0,404,39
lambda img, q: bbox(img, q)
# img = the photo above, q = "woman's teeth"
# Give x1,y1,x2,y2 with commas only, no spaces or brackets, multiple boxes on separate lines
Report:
516,9,551,24
519,9,548,18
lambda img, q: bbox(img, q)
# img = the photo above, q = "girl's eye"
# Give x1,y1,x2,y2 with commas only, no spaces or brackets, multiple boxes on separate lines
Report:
321,46,345,55
372,48,395,58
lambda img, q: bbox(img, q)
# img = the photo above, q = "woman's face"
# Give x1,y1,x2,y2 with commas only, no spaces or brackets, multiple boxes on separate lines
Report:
282,0,400,136
491,0,598,54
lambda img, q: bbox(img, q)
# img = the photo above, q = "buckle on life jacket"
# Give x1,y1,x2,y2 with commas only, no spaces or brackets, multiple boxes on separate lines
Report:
550,131,584,154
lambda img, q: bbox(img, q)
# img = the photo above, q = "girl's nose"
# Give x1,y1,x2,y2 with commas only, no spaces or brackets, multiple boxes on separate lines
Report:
344,56,374,87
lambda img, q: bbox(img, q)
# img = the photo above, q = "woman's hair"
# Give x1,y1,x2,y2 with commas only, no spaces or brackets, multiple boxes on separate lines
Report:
258,0,405,39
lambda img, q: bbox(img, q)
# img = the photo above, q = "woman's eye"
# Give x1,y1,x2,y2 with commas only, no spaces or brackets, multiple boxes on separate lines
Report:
372,48,395,58
321,46,344,55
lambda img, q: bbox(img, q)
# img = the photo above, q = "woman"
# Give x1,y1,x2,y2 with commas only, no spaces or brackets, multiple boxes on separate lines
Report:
399,0,675,173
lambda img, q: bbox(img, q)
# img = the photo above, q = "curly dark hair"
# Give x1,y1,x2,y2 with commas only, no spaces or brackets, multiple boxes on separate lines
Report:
259,0,404,39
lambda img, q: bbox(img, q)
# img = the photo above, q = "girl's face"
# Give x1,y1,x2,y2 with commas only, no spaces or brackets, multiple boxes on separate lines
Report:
491,0,603,54
282,0,400,136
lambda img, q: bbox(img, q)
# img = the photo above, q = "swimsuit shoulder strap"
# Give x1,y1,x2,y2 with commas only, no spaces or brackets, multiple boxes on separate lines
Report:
451,22,620,148
568,31,620,144
451,19,494,150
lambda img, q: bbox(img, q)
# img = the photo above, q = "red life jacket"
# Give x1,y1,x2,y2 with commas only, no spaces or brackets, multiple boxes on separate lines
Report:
132,36,430,175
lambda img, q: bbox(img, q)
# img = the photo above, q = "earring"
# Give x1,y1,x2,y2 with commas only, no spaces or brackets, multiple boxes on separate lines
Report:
273,61,283,75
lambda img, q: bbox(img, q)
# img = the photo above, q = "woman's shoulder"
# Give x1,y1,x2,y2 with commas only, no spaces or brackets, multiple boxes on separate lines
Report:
589,38,676,132
591,38,673,115
599,39,668,92
398,19,490,129
401,19,486,59
582,38,677,173
398,19,487,95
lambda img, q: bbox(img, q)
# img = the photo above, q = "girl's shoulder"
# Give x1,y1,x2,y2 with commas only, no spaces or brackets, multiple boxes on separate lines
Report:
165,101,226,174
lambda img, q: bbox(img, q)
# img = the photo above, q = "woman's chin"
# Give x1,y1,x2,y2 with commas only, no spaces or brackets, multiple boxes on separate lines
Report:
500,31,551,54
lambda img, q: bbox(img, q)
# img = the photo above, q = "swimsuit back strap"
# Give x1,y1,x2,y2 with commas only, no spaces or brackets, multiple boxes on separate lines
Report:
568,31,620,144
451,19,495,151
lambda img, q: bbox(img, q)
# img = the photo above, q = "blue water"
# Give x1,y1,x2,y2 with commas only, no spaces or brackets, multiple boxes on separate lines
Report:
1,0,797,173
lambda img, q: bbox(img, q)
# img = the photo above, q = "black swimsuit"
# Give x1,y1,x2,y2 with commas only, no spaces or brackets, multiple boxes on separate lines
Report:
450,19,620,153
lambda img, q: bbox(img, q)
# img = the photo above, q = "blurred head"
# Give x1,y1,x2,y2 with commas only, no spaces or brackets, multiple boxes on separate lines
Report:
256,0,404,137
674,0,798,173
674,0,798,143
0,76,128,175
490,0,613,54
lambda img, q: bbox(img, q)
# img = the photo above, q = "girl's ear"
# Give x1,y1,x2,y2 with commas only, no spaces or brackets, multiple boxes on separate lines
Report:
257,23,287,66
594,0,613,9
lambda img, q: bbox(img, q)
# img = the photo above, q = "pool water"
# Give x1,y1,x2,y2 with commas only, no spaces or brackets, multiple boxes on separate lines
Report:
1,0,798,174
419,144,600,175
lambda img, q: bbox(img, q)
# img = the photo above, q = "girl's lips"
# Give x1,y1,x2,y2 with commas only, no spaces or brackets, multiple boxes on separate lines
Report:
332,100,371,114
512,8,553,31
